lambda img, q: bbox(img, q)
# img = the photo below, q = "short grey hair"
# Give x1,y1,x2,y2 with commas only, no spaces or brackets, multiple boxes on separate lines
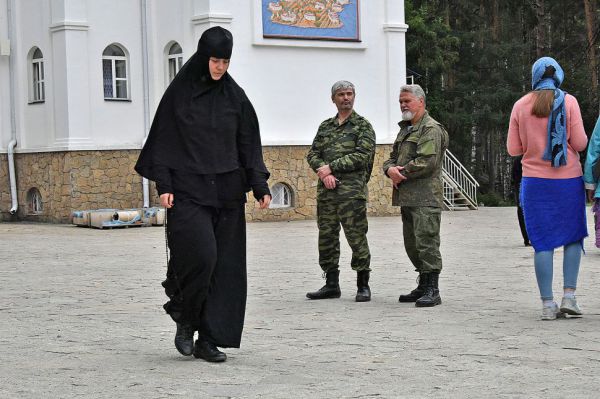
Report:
331,80,355,96
400,84,426,104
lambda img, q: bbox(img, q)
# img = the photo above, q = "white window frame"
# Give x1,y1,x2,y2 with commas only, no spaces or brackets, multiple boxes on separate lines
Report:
167,42,183,83
102,45,130,100
270,183,293,208
29,47,45,103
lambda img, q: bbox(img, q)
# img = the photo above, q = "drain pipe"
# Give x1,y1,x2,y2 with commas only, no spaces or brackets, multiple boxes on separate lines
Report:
8,140,17,214
6,0,18,214
140,0,151,208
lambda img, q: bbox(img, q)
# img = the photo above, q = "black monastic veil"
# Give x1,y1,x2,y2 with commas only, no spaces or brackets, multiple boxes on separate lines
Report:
135,27,269,182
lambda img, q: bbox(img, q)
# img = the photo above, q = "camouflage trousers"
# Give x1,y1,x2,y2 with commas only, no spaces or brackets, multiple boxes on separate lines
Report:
401,206,443,273
317,198,371,272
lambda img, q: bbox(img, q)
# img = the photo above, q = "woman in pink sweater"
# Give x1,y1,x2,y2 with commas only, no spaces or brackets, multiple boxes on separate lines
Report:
507,56,588,320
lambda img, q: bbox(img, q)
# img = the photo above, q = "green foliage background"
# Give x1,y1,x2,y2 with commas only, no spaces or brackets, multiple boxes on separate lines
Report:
405,0,598,201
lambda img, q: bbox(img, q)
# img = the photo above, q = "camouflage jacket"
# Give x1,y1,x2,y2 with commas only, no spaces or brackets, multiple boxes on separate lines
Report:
382,111,449,207
307,110,376,200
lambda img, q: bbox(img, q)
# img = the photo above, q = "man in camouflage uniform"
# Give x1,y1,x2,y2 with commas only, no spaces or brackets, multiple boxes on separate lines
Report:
383,84,449,307
306,80,376,302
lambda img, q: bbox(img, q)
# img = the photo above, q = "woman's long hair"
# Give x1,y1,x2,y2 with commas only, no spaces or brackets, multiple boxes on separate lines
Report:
531,90,554,117
531,66,557,118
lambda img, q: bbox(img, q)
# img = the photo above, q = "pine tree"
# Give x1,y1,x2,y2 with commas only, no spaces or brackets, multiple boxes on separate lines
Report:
405,0,599,203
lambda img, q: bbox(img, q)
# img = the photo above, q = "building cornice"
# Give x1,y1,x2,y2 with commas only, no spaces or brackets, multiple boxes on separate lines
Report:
191,13,233,26
49,21,90,33
383,23,409,33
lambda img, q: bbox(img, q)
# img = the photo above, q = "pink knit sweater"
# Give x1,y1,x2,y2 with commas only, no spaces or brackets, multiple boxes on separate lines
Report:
507,92,588,179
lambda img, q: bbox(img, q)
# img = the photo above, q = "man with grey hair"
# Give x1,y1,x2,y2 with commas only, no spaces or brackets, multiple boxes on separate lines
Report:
306,80,376,302
383,84,449,307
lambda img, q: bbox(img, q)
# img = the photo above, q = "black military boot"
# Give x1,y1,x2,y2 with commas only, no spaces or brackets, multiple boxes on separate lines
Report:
415,272,442,307
193,340,227,362
174,323,195,356
398,273,425,302
306,270,341,299
355,270,371,302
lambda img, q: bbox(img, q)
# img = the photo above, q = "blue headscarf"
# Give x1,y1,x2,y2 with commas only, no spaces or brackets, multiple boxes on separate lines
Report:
531,57,567,167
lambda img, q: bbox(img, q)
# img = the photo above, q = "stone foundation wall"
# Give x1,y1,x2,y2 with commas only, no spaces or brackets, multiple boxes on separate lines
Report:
0,154,10,219
0,151,158,223
0,145,399,223
246,145,400,221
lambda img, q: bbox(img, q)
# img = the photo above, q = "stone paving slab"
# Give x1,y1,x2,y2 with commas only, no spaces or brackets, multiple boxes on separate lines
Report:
1,207,599,398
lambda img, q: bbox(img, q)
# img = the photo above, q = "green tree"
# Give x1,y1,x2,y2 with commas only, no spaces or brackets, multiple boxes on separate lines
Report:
406,0,600,202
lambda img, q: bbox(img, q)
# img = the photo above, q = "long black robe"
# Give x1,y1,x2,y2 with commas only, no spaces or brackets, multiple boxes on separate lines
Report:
135,27,270,348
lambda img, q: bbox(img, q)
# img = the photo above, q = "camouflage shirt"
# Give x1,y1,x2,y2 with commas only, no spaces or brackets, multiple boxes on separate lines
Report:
383,111,449,207
307,110,376,200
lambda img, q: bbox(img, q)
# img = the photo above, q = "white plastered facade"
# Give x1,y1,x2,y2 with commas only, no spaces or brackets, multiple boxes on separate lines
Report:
0,0,408,153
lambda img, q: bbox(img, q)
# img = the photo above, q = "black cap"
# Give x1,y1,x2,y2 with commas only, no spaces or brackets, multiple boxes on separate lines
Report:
197,26,233,59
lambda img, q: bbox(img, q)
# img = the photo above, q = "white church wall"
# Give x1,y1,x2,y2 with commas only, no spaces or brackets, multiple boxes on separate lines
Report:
15,0,54,150
1,0,407,150
234,1,393,145
0,0,408,222
86,0,145,149
0,0,10,150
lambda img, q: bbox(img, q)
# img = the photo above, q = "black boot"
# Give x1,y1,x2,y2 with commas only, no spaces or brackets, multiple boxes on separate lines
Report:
193,340,227,362
355,270,371,302
306,270,341,299
415,272,442,307
399,273,426,302
174,323,195,356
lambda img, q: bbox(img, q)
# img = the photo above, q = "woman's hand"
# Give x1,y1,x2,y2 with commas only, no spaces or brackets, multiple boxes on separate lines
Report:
160,193,174,208
258,194,271,209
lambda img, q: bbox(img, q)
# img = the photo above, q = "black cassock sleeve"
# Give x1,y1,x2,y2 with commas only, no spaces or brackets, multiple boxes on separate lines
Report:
238,99,271,201
153,165,173,195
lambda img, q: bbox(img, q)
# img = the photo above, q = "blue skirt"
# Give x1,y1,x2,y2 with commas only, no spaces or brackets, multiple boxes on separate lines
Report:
521,177,587,251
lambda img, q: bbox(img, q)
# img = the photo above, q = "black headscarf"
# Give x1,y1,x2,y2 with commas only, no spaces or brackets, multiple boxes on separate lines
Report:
135,26,268,181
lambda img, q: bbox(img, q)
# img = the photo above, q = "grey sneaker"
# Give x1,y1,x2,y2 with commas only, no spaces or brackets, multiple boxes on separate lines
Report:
541,303,566,320
560,297,582,315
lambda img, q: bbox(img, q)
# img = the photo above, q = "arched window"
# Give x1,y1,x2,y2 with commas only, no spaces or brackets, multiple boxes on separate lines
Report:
270,183,293,208
167,42,183,83
27,188,43,214
30,47,45,102
102,44,129,100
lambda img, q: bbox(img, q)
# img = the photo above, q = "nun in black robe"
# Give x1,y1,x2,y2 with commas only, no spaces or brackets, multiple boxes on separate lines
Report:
135,27,271,362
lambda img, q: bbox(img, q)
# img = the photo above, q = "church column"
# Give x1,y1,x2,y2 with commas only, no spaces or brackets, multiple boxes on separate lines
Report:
191,0,233,39
50,0,93,149
383,0,409,139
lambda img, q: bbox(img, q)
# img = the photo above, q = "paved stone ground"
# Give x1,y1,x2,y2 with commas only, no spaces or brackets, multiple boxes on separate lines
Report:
1,207,600,398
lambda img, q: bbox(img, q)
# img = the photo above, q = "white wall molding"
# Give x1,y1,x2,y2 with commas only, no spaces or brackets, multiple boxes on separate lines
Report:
383,23,409,33
191,13,233,26
53,137,95,150
49,21,89,33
